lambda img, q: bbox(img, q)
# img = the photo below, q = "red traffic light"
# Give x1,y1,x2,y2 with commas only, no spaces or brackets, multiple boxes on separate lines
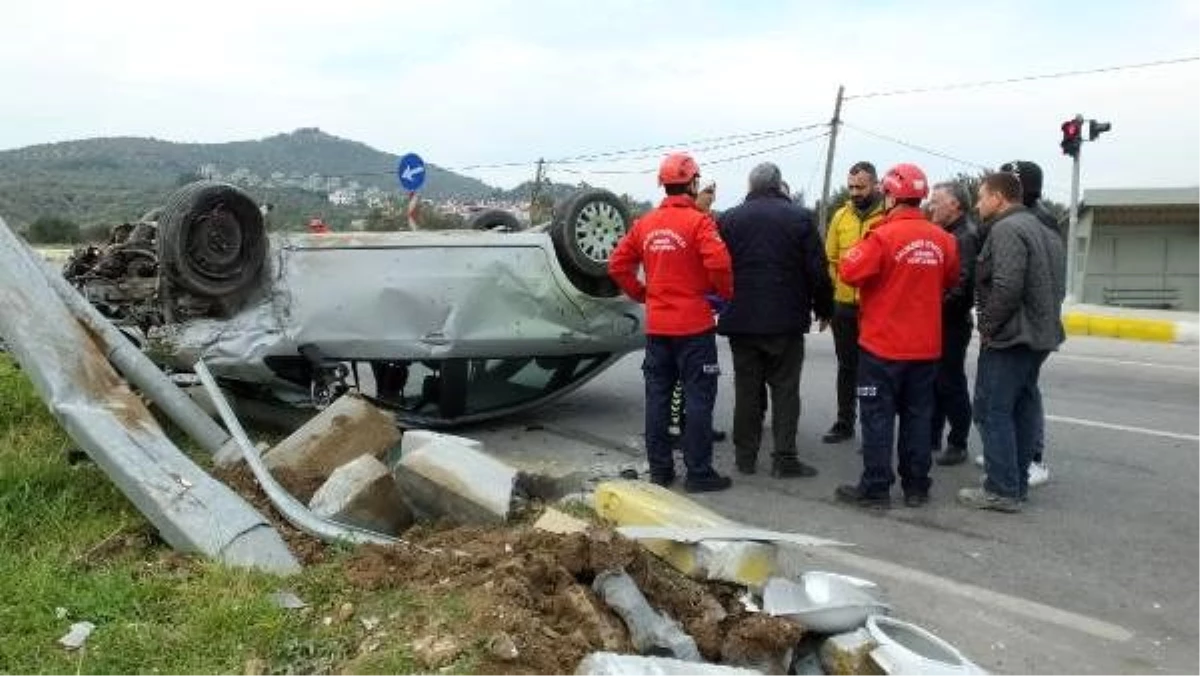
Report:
1060,116,1083,158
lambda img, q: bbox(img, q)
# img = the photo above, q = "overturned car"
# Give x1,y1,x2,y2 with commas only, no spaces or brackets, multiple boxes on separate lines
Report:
63,181,644,427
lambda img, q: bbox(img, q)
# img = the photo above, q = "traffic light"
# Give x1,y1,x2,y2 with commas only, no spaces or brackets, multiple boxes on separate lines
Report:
1088,119,1112,141
1060,116,1083,158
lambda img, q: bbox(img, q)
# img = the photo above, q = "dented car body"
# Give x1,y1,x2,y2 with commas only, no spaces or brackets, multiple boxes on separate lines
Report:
65,181,645,427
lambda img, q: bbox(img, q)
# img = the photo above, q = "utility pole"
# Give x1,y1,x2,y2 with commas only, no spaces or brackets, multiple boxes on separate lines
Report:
530,158,546,212
818,85,845,238
1066,143,1082,301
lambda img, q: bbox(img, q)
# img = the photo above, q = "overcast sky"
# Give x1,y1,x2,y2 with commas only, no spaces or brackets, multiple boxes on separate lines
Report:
2,0,1197,207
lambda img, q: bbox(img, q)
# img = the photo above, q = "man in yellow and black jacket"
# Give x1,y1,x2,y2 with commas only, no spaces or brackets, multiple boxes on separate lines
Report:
821,161,885,444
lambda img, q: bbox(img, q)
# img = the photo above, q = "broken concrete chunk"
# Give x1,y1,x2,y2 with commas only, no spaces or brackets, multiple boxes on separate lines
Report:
819,628,882,676
392,430,517,524
58,621,95,650
534,507,592,535
309,455,414,535
268,590,307,610
575,651,763,675
263,393,399,478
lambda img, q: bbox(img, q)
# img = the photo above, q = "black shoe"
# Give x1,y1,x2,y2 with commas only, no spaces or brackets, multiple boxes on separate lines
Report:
736,459,757,475
685,473,733,493
712,429,728,443
822,422,854,444
903,492,930,508
771,457,818,478
935,445,968,466
649,473,676,488
835,484,891,509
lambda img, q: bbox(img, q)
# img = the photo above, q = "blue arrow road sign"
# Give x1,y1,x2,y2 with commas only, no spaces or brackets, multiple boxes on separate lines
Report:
397,153,426,192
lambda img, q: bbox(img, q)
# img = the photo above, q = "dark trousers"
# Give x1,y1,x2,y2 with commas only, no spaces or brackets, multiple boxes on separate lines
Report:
831,303,859,427
729,334,805,464
932,317,973,450
643,333,720,480
974,346,1048,499
857,349,938,496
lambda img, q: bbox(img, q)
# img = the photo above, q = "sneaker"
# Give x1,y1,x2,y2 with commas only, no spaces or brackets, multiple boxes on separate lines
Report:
974,453,985,468
684,473,733,493
1028,462,1050,487
771,457,819,478
935,445,968,466
903,492,930,508
822,422,854,444
735,458,757,475
956,487,1020,513
835,484,891,509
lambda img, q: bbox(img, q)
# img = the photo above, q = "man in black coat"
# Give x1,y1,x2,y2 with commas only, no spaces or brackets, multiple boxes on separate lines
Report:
926,181,978,466
717,163,834,477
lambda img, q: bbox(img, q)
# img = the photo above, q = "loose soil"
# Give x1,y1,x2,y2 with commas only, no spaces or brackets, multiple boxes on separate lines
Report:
216,465,802,674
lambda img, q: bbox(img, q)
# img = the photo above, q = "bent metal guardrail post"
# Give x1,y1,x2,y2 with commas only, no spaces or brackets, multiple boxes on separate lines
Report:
0,216,299,575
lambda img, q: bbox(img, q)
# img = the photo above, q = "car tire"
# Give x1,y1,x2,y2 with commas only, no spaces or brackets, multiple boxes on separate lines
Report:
468,208,523,232
157,181,267,299
550,188,630,297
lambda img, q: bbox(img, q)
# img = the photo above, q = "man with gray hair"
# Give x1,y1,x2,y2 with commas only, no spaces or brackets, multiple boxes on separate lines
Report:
926,181,978,466
716,163,833,477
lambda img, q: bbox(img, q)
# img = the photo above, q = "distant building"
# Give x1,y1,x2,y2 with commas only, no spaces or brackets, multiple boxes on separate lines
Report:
1075,187,1199,311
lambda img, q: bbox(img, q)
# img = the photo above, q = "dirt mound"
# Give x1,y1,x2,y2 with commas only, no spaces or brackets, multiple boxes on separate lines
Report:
345,527,801,673
214,466,802,674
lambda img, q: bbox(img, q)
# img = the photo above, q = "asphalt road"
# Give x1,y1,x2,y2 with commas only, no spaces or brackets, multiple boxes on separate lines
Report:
465,332,1199,674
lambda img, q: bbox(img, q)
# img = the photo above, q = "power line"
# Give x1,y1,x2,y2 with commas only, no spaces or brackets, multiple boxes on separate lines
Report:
553,131,830,176
841,123,991,171
552,122,825,164
555,125,821,166
846,55,1200,100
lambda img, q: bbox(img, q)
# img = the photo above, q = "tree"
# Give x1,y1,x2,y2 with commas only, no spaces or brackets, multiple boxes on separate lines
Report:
26,216,81,244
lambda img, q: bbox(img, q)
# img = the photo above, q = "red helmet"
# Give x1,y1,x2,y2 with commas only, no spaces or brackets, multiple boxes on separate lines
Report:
658,152,701,187
881,163,929,201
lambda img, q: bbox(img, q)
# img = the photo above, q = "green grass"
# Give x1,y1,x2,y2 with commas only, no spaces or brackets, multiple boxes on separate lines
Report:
0,356,477,674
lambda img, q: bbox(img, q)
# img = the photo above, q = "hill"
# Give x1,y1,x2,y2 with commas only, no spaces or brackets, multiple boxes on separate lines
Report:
0,128,506,231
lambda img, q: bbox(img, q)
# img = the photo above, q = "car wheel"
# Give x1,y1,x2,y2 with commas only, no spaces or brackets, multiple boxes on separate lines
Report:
157,181,267,299
550,188,630,296
468,208,523,232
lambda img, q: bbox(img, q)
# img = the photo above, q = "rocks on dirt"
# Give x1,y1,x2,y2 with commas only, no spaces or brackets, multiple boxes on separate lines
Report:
308,455,414,535
487,631,520,661
411,634,462,668
261,392,399,477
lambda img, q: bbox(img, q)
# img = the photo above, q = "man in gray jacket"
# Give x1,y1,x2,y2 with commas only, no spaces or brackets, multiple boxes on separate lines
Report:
958,172,1066,512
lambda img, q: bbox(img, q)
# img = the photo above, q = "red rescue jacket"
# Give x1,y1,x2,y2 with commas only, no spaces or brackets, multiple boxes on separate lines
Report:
839,206,960,360
608,195,733,336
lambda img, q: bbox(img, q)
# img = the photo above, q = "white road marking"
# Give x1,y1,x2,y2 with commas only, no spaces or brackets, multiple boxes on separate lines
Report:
1050,354,1198,374
813,547,1135,643
1047,414,1200,442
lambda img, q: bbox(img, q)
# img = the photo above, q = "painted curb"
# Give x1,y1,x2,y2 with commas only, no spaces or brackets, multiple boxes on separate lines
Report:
1063,311,1198,344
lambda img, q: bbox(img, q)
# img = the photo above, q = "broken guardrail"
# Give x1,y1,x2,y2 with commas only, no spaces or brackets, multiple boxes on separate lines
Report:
0,216,298,574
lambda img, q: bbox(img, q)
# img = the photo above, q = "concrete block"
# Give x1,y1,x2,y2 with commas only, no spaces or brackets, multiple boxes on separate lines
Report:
819,628,882,676
309,455,414,535
262,393,399,478
534,508,592,535
393,430,517,524
592,480,777,588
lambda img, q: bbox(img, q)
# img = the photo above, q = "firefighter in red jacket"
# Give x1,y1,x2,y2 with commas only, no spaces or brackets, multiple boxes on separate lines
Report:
833,163,960,509
608,152,735,493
